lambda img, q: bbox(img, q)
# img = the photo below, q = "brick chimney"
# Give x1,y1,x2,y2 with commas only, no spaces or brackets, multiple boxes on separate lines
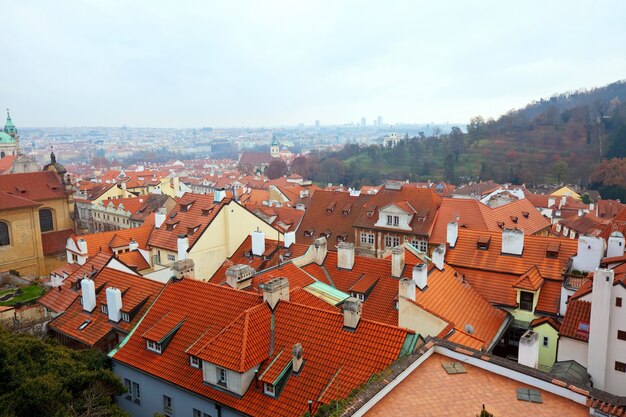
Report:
128,239,138,251
337,242,355,270
399,278,416,301
343,297,362,331
518,330,539,369
262,277,290,310
391,246,405,278
607,231,625,258
292,343,304,374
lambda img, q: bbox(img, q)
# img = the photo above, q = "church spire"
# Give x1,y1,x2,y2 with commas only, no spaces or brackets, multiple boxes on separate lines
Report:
4,108,17,135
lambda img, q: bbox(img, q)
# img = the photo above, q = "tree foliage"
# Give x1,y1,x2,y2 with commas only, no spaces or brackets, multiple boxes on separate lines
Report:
0,329,128,417
265,159,288,180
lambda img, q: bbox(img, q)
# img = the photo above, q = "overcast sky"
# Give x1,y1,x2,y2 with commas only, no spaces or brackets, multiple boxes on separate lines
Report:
2,1,625,128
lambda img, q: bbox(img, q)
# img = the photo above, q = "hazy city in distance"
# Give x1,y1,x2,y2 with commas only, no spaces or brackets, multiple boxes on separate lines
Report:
2,2,626,417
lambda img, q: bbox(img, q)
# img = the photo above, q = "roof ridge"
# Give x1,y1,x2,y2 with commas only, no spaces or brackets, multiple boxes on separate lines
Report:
240,309,251,372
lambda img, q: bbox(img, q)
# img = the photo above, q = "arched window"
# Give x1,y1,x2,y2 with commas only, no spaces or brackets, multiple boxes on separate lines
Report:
0,151,5,158
39,209,54,232
0,222,9,246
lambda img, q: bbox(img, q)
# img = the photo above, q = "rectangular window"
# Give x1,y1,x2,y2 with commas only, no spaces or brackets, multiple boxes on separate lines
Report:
162,395,172,413
124,378,132,400
217,367,228,387
264,383,276,397
615,361,626,372
360,232,369,244
543,336,549,347
617,297,623,308
618,330,626,341
193,409,202,417
132,382,141,404
385,235,400,248
190,356,200,368
519,291,534,311
146,340,162,353
101,304,108,314
393,215,399,226
386,215,393,225
167,254,176,262
121,312,130,322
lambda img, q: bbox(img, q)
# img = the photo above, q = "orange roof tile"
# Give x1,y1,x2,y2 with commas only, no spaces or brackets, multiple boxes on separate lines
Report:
513,266,545,291
142,311,186,343
41,228,73,255
258,349,292,384
0,171,67,202
560,300,591,342
116,250,150,271
72,225,153,257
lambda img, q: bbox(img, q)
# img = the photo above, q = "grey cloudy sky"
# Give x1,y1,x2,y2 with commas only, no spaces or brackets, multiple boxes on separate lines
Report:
2,1,625,128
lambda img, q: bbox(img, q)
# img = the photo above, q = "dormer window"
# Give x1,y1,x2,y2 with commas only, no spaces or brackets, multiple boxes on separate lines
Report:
387,215,399,226
304,228,314,237
522,211,529,218
216,367,228,387
546,242,560,259
351,292,365,302
477,236,491,250
510,216,518,223
190,356,200,368
101,304,108,314
201,208,213,216
326,202,336,213
263,383,276,397
121,312,130,322
146,340,162,354
519,291,534,311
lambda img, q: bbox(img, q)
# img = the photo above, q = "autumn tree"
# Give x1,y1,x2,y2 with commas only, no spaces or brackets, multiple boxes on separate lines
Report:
265,159,288,180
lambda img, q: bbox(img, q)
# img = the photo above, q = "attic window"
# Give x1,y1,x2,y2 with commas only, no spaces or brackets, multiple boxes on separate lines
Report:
263,383,276,397
337,233,348,242
522,211,530,218
511,216,518,223
546,242,560,259
477,236,491,250
78,320,91,331
342,203,352,215
201,208,213,216
497,221,505,229
576,321,590,337
304,228,314,237
146,340,162,354
189,356,200,368
326,202,336,213
320,230,331,239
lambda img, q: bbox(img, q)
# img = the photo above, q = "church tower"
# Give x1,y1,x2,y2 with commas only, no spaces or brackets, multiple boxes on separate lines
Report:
0,109,19,158
270,138,280,158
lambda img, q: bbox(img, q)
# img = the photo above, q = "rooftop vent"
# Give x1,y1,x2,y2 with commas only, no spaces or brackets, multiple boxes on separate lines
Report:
226,264,256,289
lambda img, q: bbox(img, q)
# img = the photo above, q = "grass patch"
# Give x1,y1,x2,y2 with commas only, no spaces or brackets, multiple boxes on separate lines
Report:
0,285,45,306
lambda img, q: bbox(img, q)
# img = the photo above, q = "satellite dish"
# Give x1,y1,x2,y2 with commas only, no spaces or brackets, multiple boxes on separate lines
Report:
464,324,475,335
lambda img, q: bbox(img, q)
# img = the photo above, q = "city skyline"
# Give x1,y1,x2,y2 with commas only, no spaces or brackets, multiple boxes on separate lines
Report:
2,1,625,128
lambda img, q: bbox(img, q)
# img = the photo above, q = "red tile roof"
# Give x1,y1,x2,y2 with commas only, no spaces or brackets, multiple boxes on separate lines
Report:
112,278,412,417
116,251,150,271
0,190,40,210
513,266,545,291
70,225,153,257
41,228,74,255
0,171,67,201
560,300,591,342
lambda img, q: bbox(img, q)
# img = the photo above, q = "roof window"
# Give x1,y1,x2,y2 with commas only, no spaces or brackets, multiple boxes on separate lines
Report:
477,236,491,250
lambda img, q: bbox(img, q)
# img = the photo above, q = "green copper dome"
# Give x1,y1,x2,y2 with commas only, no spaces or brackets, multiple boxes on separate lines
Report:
4,109,17,135
0,131,13,143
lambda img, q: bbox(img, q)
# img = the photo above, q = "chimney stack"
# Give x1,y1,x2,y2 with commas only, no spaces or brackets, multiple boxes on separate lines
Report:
252,229,266,256
81,277,96,312
262,277,290,310
572,235,605,273
607,231,625,258
342,297,362,331
548,197,555,208
399,278,416,301
432,245,445,270
447,221,458,248
518,330,539,369
106,287,123,322
77,238,88,255
313,237,328,265
283,231,295,248
177,234,189,261
226,264,255,289
214,189,225,203
155,208,166,229
292,343,304,374
412,263,428,290
501,228,524,256
128,239,138,252
391,246,405,278
588,268,614,390
337,242,355,270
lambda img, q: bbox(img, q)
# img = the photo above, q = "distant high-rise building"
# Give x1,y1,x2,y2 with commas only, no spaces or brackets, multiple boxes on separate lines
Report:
315,120,320,128
361,117,366,126
377,115,383,125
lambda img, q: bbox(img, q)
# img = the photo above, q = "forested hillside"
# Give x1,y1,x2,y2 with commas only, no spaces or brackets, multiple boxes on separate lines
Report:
292,80,626,194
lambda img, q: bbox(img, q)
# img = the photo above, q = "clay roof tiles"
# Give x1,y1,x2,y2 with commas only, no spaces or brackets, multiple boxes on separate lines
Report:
0,171,67,202
560,300,592,342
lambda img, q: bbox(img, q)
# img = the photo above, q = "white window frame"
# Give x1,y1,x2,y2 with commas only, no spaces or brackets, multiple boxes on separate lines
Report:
386,215,393,225
132,381,141,403
217,367,228,387
124,378,132,400
263,382,276,397
385,235,400,248
167,254,176,262
190,356,200,368
121,312,130,322
193,410,202,417
162,394,173,413
393,215,400,226
146,340,162,353
101,304,108,314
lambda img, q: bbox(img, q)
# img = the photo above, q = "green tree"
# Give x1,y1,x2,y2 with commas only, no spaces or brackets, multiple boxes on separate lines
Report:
444,153,456,183
552,160,569,184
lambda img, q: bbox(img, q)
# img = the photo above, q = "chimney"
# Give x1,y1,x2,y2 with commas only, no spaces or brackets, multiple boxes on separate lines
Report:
588,268,614,390
77,238,88,255
391,246,405,278
177,234,189,261
560,195,567,208
342,297,362,331
172,258,195,280
432,244,445,270
518,330,539,369
292,343,304,374
572,235,605,272
121,181,128,198
412,263,428,290
81,278,96,312
501,228,524,256
547,197,555,208
252,229,266,256
447,222,458,248
128,239,138,251
313,237,328,265
399,278,416,301
106,287,123,323
607,231,625,258
283,231,295,248
262,277,290,310
155,208,166,228
337,242,355,270
214,188,225,203
226,264,255,289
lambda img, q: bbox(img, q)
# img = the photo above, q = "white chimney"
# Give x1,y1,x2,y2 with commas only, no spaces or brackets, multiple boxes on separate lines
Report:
337,242,355,270
262,277,290,310
607,231,625,258
548,197,555,208
399,278,416,301
283,231,295,248
128,239,138,251
77,238,88,255
432,244,445,270
177,234,189,261
588,268,614,390
106,287,123,323
226,264,255,289
343,297,362,331
501,229,524,256
572,235,606,272
518,330,539,369
252,229,266,256
447,221,458,248
155,208,166,229
391,246,405,278
412,263,428,290
560,195,567,208
81,278,96,312
292,343,304,374
313,237,328,265
214,189,225,203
